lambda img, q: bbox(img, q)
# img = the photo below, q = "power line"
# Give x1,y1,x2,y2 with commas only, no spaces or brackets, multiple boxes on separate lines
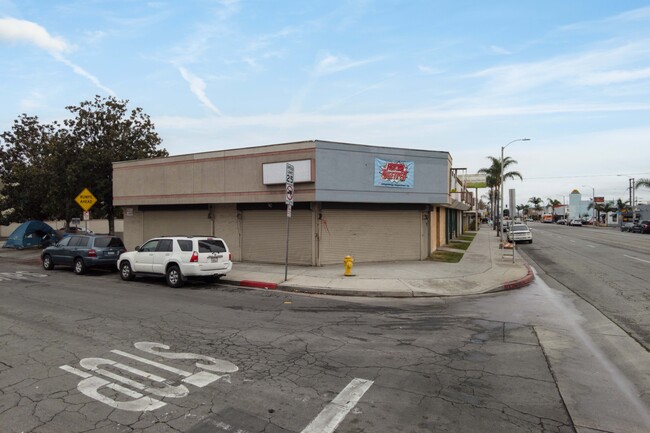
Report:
525,172,650,180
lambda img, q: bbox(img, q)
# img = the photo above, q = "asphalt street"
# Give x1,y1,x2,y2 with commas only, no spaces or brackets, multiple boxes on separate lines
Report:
1,225,649,433
0,260,572,433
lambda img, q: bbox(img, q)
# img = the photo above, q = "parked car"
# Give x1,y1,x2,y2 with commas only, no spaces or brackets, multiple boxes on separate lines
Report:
556,219,567,225
621,222,635,232
631,220,650,234
507,224,533,243
641,220,650,234
569,219,583,226
41,235,126,274
117,236,232,288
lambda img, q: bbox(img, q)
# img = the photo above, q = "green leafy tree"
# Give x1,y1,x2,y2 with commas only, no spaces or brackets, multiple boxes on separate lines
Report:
0,115,56,224
64,95,168,233
0,96,168,231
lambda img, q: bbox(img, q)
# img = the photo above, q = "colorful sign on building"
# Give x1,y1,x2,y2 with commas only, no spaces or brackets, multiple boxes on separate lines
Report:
374,158,414,188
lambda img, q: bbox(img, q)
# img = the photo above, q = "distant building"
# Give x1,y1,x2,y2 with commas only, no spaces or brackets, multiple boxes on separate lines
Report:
568,189,591,219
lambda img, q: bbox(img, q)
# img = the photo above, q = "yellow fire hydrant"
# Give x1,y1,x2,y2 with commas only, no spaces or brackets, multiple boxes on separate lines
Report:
343,255,354,276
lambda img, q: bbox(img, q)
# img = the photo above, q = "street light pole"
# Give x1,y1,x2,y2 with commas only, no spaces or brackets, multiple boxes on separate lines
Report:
582,184,596,227
500,138,530,244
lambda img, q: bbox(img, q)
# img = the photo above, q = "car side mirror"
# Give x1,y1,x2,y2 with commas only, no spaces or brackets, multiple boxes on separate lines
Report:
135,246,141,251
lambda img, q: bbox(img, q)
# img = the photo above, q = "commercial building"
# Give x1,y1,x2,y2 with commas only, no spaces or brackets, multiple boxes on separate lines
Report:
113,140,472,265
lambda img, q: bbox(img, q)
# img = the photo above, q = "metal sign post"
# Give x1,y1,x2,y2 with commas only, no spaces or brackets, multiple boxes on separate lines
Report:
75,188,97,233
284,163,294,282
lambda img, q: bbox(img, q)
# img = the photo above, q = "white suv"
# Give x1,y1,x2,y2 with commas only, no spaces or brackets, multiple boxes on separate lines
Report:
117,236,232,288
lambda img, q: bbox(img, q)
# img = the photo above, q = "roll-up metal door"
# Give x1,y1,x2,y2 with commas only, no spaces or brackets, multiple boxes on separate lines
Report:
241,210,312,265
319,209,421,265
143,210,212,241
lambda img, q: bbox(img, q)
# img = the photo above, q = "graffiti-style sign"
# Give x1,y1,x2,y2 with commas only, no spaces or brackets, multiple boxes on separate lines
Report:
60,342,238,412
374,158,414,188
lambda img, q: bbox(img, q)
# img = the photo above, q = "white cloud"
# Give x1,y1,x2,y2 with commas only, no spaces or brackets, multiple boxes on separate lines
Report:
0,17,70,53
579,67,650,85
315,53,382,76
418,65,442,75
472,41,650,95
179,67,222,115
0,17,115,95
490,45,511,55
51,52,115,96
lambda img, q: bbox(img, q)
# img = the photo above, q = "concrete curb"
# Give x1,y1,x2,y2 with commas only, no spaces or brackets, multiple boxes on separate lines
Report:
502,264,535,291
220,279,279,290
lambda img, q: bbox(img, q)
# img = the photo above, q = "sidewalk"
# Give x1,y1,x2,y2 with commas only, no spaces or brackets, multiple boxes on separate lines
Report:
223,226,533,297
0,227,533,297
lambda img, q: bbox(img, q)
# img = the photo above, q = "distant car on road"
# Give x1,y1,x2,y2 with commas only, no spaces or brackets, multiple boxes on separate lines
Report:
631,220,650,234
642,220,650,234
41,235,126,274
507,224,533,243
569,219,583,226
621,222,635,232
556,219,567,225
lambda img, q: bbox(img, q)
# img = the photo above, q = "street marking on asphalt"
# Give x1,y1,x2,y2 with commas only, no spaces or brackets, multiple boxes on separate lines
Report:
587,245,595,248
0,271,48,281
624,255,650,264
60,342,238,412
301,378,374,433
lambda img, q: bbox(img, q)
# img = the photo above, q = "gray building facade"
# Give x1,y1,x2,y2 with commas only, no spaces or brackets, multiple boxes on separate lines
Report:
113,140,471,266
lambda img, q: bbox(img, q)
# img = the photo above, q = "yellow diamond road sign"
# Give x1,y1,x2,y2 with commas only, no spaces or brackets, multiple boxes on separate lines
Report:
75,188,97,211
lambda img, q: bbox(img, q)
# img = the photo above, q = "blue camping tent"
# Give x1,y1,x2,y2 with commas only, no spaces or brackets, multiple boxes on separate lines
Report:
2,220,58,249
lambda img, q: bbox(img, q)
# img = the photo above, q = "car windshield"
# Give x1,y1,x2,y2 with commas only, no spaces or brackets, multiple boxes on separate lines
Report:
512,225,528,231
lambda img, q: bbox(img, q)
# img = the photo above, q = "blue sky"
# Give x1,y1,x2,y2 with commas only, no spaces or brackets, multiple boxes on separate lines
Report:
2,0,650,206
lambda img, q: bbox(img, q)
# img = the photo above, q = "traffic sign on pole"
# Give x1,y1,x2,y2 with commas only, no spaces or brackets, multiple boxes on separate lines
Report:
75,188,97,212
285,163,294,206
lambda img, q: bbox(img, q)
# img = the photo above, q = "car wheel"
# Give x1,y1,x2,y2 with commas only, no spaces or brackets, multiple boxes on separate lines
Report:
42,255,55,270
74,258,86,275
529,239,533,244
120,262,136,281
166,265,184,288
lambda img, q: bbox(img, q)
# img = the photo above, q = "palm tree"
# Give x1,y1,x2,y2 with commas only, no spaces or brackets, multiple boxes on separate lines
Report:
615,198,628,212
528,197,543,220
516,204,525,218
600,203,615,224
635,178,650,189
478,156,523,228
547,198,561,218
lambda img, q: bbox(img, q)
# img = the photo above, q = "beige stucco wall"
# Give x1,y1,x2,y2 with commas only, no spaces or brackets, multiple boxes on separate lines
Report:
113,141,317,207
212,204,240,261
120,204,241,258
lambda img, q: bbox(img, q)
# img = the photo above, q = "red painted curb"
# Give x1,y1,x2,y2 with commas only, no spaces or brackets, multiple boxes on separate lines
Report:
239,280,278,290
502,264,534,291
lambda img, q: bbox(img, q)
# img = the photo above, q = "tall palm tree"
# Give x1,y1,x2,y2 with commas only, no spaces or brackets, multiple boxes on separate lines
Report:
478,156,523,227
547,198,561,218
635,178,650,189
528,197,543,220
600,203,615,224
516,204,525,218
